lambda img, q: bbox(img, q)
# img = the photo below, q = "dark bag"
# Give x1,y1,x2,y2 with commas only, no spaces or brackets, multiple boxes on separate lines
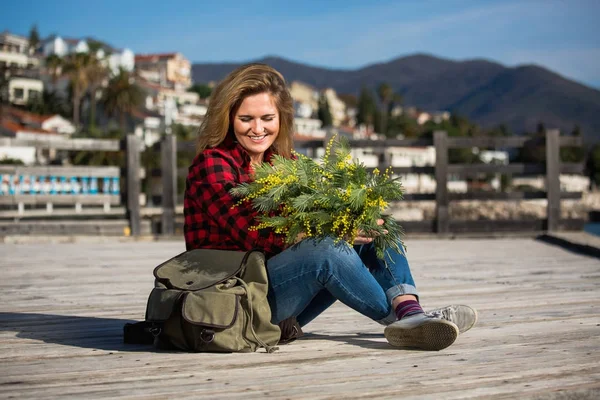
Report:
143,248,281,353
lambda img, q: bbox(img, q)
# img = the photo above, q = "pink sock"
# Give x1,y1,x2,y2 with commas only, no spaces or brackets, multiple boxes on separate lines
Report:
395,299,424,320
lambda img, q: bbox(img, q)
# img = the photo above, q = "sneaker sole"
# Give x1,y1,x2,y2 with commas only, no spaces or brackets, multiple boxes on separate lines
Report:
384,319,459,351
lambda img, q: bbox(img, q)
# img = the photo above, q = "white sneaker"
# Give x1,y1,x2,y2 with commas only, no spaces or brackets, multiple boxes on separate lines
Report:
384,313,459,351
426,304,478,334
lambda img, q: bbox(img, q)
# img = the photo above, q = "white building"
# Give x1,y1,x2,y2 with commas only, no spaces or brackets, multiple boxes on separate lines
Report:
0,31,39,70
289,81,319,112
130,109,163,148
294,117,325,138
42,35,135,74
8,77,43,105
322,88,347,127
294,101,314,119
0,109,75,165
138,78,199,116
108,48,135,74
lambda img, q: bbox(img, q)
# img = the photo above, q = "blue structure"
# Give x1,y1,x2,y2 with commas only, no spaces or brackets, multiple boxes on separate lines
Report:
111,177,120,195
90,177,98,195
81,177,89,194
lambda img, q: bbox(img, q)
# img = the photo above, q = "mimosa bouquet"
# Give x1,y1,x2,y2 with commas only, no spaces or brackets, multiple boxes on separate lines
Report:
230,137,405,259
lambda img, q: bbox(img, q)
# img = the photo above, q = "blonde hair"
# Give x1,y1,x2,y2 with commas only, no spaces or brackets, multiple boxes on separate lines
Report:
196,63,294,158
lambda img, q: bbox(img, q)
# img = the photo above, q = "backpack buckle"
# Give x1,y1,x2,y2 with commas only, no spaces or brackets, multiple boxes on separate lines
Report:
200,329,215,343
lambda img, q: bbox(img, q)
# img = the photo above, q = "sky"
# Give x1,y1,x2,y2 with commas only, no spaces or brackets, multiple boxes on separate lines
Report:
3,0,599,88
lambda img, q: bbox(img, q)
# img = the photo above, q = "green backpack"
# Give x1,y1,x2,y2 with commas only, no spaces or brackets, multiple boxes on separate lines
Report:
144,248,281,353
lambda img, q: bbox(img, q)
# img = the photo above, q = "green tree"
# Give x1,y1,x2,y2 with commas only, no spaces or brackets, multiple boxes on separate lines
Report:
171,123,194,141
45,54,63,83
62,52,92,128
587,145,600,188
560,124,585,163
102,68,145,133
69,127,125,166
356,87,377,129
189,83,212,99
317,93,333,127
26,89,69,116
387,114,420,138
28,24,40,55
85,54,109,130
0,157,25,165
377,82,393,135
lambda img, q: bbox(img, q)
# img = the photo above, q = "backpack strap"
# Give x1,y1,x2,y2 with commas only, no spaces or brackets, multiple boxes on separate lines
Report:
235,277,279,353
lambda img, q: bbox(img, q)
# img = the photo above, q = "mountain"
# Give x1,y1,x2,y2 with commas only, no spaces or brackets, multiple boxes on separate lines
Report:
191,54,600,143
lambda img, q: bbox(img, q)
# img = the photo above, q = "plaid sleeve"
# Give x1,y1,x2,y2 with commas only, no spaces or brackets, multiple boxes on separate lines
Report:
185,152,286,255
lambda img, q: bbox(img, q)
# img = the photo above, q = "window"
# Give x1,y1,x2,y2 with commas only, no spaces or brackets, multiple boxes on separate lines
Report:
28,89,40,100
14,88,24,99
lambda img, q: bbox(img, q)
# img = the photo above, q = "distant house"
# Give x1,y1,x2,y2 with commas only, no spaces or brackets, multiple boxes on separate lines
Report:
42,35,135,74
289,81,319,113
416,112,431,125
0,32,42,102
322,88,347,127
2,107,76,136
0,31,39,68
8,76,43,105
135,53,192,91
138,78,199,117
0,108,75,165
130,109,163,148
294,117,325,138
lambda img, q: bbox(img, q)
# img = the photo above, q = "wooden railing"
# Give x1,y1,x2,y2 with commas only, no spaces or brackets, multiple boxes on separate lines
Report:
0,130,586,236
0,135,145,235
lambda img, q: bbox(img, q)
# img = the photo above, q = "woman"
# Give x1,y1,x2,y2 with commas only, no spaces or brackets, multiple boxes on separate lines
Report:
184,63,476,350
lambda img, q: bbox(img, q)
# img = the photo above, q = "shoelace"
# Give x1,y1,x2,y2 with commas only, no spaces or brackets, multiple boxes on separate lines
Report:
425,308,454,321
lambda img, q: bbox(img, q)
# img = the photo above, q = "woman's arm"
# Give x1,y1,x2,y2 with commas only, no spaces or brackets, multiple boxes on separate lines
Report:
185,153,286,254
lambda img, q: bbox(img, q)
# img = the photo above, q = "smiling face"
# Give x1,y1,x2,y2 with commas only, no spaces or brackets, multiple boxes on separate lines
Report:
232,92,280,164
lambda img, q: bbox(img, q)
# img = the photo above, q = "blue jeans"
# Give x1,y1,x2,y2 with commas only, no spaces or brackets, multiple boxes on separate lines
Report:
266,237,418,327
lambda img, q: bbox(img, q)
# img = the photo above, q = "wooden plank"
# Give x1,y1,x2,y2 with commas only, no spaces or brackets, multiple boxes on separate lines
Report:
125,135,141,236
448,191,582,201
0,207,126,219
0,220,151,236
368,166,435,174
444,218,585,233
0,194,120,206
434,131,449,234
447,136,533,148
546,129,561,231
0,165,120,177
160,135,177,235
402,218,585,234
401,193,436,201
0,238,598,399
0,137,121,151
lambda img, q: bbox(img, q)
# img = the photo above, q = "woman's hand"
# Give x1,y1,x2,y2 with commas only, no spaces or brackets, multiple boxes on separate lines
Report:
294,232,307,244
353,219,387,245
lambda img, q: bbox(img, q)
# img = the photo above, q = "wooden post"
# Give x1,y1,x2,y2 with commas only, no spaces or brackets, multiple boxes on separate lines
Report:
161,134,177,235
434,130,449,234
545,129,560,232
126,135,141,236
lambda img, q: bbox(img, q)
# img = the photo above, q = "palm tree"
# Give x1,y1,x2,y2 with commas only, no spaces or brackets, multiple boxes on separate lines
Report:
85,56,109,130
103,68,145,133
84,41,110,130
45,54,63,83
62,52,92,128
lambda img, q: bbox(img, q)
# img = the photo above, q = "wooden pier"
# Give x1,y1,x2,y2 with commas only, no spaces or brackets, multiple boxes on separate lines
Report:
1,237,599,399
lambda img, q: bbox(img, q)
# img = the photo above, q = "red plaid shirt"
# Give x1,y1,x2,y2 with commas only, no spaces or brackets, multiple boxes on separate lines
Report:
184,135,286,258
